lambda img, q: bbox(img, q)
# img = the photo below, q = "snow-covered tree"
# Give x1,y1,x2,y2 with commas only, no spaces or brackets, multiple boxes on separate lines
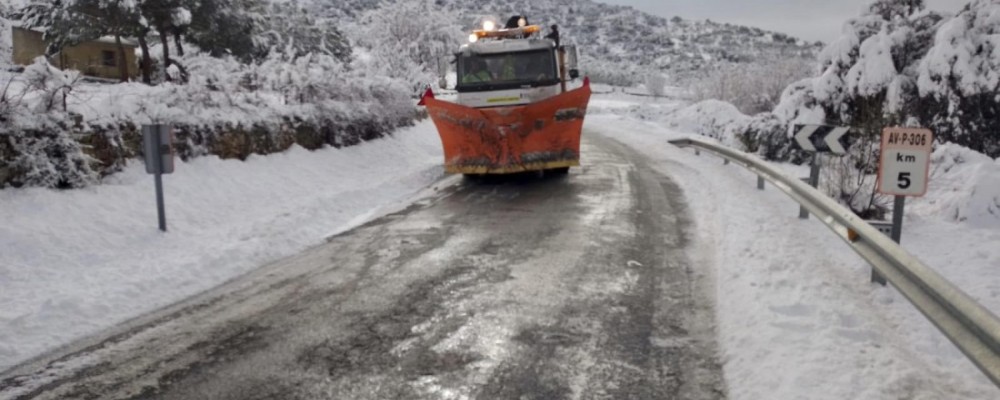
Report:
350,0,463,94
186,0,268,62
261,0,351,61
140,0,186,78
917,0,1000,156
813,0,944,126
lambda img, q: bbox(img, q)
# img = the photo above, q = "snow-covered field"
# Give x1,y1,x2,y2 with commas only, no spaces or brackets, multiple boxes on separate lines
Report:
2,89,998,398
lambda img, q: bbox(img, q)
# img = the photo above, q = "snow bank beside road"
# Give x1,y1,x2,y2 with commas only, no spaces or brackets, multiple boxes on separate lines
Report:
591,94,1000,231
0,122,444,371
911,143,1000,229
661,99,751,147
586,114,998,399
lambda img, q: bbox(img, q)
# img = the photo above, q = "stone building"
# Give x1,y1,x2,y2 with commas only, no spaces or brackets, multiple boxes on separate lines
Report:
12,26,139,80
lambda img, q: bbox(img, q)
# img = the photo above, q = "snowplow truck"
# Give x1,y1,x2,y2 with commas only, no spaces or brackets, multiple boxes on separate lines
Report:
420,16,591,175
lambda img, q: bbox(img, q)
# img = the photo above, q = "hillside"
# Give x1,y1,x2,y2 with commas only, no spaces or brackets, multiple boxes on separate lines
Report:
305,0,823,85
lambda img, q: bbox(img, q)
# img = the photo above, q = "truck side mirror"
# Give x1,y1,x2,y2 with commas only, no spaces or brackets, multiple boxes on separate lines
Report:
563,45,579,70
569,69,579,80
437,55,452,89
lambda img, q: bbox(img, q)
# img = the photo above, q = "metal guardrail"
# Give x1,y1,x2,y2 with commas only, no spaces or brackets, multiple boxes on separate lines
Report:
590,88,672,98
669,136,1000,388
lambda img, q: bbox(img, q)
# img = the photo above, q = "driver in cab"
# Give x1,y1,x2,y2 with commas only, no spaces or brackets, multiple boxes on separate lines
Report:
461,58,492,84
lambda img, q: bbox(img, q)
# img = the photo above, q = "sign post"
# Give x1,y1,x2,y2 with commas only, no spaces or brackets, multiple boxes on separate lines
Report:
874,127,933,285
800,154,820,219
142,124,175,232
792,124,853,219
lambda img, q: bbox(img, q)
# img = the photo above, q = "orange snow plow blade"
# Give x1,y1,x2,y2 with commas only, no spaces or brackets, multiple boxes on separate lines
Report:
423,85,591,174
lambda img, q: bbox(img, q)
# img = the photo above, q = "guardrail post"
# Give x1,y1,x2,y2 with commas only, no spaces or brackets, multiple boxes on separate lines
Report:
891,196,905,244
865,220,893,286
724,159,730,165
799,154,821,219
757,176,765,190
695,149,700,156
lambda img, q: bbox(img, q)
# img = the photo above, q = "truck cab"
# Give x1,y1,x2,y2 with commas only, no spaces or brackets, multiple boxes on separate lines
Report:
455,39,562,108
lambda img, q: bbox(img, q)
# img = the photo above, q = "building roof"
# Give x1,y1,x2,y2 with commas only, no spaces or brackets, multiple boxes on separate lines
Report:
12,25,138,47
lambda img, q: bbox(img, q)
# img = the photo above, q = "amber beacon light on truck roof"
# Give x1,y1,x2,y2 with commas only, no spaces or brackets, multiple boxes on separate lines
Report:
469,16,542,43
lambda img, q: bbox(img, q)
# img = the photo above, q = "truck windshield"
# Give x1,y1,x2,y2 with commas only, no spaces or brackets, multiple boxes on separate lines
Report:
457,49,558,90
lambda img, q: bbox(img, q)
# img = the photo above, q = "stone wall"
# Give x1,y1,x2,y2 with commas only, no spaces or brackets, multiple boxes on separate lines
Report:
91,117,399,175
2,115,415,188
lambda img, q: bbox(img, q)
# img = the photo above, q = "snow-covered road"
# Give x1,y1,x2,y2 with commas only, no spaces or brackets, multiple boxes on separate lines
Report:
1,134,725,399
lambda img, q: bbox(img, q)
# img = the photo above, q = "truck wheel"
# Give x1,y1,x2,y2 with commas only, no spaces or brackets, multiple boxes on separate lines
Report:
549,167,570,176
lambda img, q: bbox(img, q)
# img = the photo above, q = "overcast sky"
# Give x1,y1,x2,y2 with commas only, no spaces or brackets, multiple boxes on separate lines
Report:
596,0,966,42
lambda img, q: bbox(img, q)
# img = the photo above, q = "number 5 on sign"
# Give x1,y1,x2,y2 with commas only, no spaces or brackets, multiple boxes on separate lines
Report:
878,127,933,196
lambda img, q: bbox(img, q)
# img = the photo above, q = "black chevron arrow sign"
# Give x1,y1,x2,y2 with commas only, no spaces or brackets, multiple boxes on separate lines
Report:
791,124,853,155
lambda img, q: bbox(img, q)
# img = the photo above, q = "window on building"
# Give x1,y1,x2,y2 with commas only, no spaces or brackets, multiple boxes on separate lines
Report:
101,50,117,67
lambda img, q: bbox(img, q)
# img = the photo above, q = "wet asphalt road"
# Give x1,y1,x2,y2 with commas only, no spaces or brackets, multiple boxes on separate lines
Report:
0,134,726,400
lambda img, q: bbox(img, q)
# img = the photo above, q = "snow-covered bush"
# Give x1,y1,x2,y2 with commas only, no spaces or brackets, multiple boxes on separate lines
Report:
1,69,95,189
739,77,831,163
736,113,808,163
1,118,96,189
1,37,418,189
22,57,82,112
691,57,813,115
666,100,751,147
109,48,417,160
644,73,667,97
819,137,889,219
772,78,827,124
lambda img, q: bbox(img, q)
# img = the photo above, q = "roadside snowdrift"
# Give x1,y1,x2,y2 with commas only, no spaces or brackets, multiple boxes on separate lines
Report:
0,122,444,371
586,112,998,399
911,143,1000,229
662,100,751,148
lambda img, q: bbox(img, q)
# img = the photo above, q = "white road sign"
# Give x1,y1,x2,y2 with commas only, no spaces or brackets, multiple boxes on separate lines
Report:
877,127,933,196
